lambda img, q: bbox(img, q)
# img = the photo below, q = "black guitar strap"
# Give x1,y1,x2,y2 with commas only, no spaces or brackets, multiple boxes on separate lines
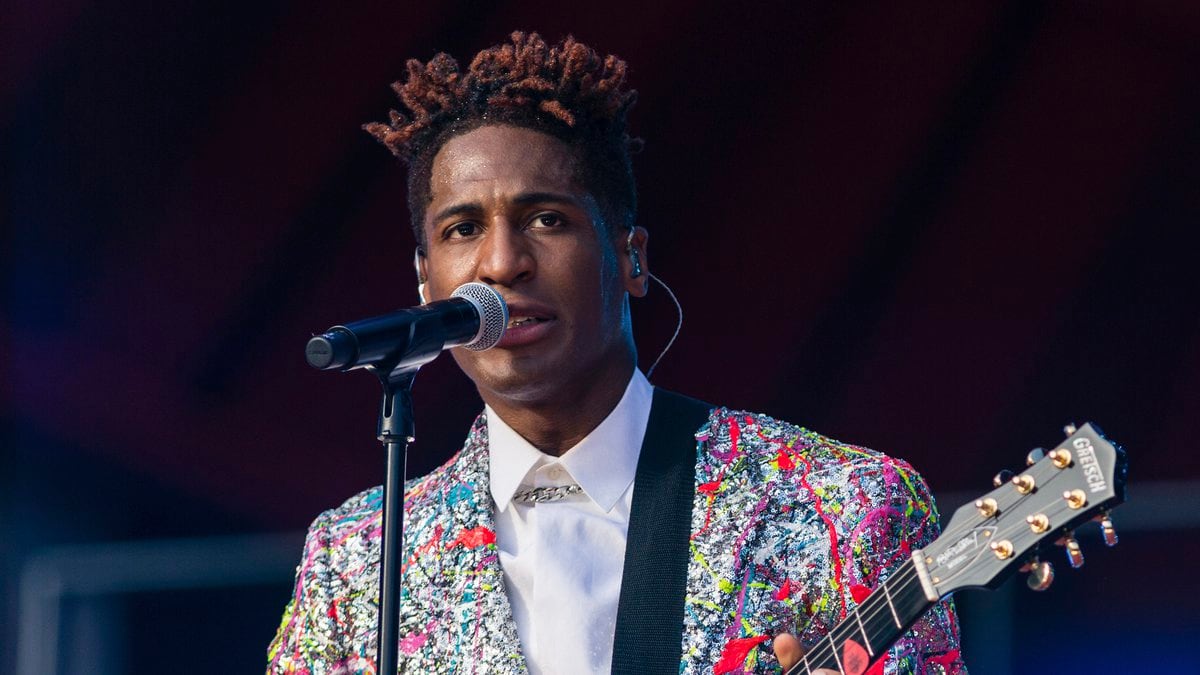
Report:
611,388,713,675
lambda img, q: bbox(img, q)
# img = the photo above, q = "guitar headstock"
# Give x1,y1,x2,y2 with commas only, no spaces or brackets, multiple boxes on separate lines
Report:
921,423,1127,596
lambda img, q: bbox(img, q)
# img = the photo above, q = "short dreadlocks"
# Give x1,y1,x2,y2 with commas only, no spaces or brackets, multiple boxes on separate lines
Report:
364,31,641,246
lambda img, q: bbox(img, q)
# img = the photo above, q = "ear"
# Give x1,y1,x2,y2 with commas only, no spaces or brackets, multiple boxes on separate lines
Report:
414,247,429,304
621,226,650,298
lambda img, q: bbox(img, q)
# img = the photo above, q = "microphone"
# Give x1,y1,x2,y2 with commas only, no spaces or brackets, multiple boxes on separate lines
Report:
305,282,508,372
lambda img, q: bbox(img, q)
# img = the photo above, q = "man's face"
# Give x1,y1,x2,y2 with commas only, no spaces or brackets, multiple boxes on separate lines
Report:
419,124,644,406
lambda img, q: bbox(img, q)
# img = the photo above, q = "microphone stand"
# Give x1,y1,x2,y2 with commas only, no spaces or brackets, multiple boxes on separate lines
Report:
304,282,507,673
367,363,418,675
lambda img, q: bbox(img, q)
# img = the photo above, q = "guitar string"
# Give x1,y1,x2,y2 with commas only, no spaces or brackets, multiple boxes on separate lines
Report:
794,530,976,671
788,463,1073,673
794,509,1017,674
792,466,1084,673
796,500,978,671
799,479,1087,673
816,468,1085,669
789,563,922,673
796,472,1033,672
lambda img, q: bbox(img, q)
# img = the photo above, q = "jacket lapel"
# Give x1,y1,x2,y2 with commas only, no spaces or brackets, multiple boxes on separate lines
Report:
402,416,529,674
611,388,713,675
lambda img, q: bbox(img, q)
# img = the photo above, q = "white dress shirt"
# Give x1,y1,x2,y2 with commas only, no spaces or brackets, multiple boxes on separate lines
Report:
487,369,653,675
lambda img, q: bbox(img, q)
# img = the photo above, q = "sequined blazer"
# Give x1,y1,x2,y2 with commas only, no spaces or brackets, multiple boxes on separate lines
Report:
268,390,965,674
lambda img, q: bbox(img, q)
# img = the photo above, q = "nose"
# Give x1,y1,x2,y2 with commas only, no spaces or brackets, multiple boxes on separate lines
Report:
476,222,534,287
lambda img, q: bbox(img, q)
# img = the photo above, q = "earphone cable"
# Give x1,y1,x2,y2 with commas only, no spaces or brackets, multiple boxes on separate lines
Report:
645,272,682,379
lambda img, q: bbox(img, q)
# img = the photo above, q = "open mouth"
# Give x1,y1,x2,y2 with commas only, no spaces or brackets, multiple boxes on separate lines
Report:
496,303,555,347
507,316,550,328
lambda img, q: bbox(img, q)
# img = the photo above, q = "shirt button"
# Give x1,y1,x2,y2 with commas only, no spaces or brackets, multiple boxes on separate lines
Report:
548,466,565,480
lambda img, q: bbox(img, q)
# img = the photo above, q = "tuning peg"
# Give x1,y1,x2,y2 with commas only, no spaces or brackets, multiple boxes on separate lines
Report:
1048,448,1073,469
1096,513,1118,547
1063,423,1077,436
1026,447,1046,466
1025,559,1055,592
1025,513,1050,533
992,469,1014,488
989,539,1014,560
1063,489,1087,509
1012,473,1036,494
1060,533,1084,568
975,497,999,518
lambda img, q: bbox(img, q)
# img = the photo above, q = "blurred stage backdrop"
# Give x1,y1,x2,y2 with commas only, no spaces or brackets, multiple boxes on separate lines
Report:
4,1,1198,673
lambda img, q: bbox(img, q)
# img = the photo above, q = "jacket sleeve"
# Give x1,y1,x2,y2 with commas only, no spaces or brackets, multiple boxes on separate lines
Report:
868,461,967,675
267,513,343,675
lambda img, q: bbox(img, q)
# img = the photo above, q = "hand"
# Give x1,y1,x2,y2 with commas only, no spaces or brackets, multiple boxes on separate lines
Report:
772,633,841,674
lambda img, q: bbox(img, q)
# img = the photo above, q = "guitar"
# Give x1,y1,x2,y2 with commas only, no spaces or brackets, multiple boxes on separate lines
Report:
786,422,1128,675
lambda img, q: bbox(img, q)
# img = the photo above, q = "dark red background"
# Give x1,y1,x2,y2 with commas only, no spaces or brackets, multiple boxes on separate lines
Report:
4,1,1197,672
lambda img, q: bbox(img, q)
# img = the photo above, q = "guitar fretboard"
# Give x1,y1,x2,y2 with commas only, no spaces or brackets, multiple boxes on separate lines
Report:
785,559,933,674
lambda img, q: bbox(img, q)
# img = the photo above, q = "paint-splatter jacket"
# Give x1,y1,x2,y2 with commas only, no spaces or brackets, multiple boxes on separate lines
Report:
268,402,965,674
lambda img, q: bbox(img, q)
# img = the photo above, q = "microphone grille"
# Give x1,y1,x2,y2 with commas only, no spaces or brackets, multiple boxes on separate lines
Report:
452,282,509,351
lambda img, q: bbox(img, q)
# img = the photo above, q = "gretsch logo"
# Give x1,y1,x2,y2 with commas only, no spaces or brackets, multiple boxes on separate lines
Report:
1072,437,1108,494
935,531,979,570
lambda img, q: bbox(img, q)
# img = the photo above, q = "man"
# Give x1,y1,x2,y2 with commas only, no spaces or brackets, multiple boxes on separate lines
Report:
268,32,964,674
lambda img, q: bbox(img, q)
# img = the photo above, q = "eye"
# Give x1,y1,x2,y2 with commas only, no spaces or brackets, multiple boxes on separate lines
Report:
444,221,480,239
530,213,564,229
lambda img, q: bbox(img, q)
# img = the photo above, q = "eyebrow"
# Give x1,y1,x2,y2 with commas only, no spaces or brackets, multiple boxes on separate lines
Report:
430,191,584,223
513,191,583,208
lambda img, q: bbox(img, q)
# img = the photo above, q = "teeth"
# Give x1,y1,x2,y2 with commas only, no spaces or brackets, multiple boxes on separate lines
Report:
508,317,540,327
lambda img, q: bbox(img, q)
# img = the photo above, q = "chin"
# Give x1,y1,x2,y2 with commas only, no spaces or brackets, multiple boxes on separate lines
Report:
452,348,567,404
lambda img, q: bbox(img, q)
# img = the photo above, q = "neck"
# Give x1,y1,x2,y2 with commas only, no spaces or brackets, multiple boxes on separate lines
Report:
785,557,934,674
482,357,636,456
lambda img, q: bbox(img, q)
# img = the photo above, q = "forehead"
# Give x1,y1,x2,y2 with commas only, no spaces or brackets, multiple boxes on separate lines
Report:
427,125,581,213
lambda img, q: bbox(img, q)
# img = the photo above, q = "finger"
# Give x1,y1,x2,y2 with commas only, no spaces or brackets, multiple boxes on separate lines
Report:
772,633,841,674
772,633,804,670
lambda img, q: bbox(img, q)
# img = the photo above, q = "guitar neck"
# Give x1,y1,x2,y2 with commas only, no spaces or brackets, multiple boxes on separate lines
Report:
781,421,1129,673
785,558,934,674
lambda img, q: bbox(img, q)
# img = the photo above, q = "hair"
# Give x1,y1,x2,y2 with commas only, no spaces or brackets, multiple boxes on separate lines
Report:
363,31,641,246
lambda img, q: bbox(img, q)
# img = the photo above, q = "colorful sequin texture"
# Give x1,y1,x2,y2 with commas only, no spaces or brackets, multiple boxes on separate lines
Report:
681,410,964,674
267,406,965,674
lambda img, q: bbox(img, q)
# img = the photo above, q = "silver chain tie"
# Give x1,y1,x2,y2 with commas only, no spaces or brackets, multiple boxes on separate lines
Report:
513,484,584,503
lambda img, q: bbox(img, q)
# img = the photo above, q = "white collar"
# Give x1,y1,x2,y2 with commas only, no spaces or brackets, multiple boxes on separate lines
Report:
487,369,653,513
